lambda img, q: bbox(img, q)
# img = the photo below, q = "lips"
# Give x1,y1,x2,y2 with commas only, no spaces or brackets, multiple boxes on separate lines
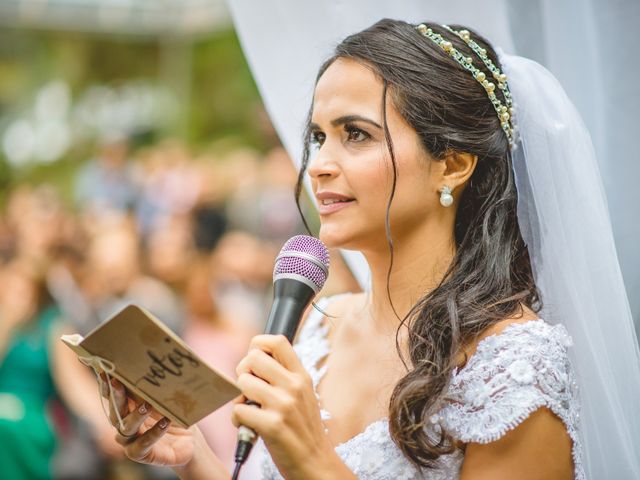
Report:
315,191,355,215
321,198,352,205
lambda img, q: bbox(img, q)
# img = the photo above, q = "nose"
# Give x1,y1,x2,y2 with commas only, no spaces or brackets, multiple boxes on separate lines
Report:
307,143,340,180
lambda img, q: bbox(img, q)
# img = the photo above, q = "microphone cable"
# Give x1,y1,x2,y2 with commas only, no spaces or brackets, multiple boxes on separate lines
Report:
232,439,252,480
231,400,260,480
231,461,243,480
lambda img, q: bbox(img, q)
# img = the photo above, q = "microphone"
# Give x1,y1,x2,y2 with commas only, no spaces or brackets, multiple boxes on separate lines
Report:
232,235,329,479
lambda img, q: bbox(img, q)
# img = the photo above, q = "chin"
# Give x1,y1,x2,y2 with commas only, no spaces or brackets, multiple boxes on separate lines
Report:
317,231,342,249
318,224,350,249
318,224,372,252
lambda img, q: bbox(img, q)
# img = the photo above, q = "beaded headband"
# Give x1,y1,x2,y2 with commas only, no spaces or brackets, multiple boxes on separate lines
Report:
416,23,516,147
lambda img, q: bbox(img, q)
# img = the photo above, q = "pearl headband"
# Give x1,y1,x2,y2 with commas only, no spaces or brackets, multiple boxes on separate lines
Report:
416,24,516,147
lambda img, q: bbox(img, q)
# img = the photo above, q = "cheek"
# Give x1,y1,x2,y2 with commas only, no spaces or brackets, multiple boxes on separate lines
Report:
361,165,393,199
392,178,436,217
389,156,437,214
352,148,396,197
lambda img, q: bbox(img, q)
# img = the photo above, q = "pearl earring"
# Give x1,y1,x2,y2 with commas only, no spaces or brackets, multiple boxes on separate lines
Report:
440,186,454,207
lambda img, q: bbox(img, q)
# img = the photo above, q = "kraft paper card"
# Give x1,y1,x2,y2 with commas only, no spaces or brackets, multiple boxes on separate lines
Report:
61,304,241,428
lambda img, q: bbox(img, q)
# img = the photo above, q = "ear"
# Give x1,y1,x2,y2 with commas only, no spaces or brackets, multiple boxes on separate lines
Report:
441,150,478,190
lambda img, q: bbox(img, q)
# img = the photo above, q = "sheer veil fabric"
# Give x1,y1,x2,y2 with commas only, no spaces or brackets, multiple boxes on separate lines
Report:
501,52,640,478
226,2,640,478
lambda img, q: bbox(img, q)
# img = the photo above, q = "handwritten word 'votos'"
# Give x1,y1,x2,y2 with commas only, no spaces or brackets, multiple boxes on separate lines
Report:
136,338,200,387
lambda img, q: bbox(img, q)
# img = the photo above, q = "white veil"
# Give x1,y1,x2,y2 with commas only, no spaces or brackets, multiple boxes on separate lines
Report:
226,4,640,478
502,52,640,478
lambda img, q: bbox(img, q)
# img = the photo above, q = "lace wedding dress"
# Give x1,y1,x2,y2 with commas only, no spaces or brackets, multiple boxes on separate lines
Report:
258,295,585,479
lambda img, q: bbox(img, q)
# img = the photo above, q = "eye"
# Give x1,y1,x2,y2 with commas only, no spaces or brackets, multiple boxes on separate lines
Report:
344,124,370,142
310,130,325,148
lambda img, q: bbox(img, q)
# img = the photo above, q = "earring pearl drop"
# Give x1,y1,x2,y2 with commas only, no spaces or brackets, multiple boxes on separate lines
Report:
440,186,454,207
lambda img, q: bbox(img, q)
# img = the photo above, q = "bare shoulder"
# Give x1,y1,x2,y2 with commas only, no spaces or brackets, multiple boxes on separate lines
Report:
460,406,573,480
320,292,367,340
294,291,364,342
322,291,366,316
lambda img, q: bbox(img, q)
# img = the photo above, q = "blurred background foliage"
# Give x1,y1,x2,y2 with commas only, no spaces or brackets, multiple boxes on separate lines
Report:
0,18,274,206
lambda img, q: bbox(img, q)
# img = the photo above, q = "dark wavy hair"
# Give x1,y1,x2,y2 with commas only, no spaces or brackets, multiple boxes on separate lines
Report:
294,19,541,469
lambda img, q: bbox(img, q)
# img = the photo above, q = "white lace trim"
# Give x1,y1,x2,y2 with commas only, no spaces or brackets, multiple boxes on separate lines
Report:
439,320,585,479
260,296,585,480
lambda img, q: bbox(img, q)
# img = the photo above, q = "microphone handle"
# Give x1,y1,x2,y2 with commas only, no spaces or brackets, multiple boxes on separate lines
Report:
264,279,315,341
235,278,317,463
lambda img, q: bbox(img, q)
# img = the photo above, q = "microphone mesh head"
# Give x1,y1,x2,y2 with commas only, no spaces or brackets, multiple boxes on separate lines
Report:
274,235,329,292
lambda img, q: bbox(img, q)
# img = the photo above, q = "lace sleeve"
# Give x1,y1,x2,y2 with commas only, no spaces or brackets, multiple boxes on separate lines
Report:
436,320,583,471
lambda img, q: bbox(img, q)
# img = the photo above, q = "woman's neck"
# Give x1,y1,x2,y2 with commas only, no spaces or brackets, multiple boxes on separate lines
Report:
361,227,456,332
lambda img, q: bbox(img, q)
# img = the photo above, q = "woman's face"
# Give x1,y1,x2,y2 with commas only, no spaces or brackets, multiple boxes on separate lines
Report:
309,58,442,251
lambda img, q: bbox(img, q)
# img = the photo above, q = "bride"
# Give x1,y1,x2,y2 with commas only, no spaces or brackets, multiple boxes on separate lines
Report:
100,19,639,479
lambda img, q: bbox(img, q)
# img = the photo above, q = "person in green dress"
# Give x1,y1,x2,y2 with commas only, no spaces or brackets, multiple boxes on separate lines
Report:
0,258,120,479
0,258,60,479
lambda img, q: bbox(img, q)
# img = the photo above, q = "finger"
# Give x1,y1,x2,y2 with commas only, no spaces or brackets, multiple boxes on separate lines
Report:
118,402,152,437
249,334,305,373
236,372,282,407
232,402,281,437
236,348,292,385
108,379,130,426
125,417,170,461
115,431,137,446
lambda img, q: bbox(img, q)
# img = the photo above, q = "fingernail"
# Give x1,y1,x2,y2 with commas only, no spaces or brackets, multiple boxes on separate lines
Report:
158,418,168,429
138,403,148,415
110,378,118,387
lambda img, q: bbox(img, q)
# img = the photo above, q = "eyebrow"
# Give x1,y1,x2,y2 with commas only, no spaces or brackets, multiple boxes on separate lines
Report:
309,115,382,131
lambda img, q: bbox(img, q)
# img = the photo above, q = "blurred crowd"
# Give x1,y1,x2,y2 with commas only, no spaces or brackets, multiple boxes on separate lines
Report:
0,136,360,479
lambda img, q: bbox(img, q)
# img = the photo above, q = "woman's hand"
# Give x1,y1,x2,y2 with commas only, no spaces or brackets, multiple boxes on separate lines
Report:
99,376,195,466
98,377,230,480
232,334,355,480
